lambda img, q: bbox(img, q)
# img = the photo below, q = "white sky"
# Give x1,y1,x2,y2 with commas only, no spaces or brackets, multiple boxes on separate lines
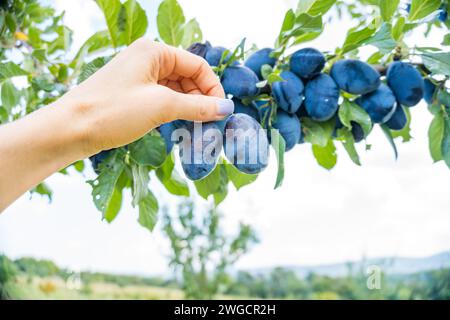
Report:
1,0,450,277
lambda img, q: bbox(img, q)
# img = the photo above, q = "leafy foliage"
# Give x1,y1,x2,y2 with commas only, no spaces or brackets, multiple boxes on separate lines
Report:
1,0,449,232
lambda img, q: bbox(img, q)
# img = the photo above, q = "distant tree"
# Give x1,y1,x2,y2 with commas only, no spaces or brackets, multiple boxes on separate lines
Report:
0,255,17,299
162,201,258,299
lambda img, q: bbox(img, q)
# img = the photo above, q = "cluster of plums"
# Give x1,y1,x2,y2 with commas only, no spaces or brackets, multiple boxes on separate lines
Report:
91,41,435,181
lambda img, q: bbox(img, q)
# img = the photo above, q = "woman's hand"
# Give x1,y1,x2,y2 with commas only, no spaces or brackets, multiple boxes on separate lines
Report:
0,38,233,211
67,38,233,154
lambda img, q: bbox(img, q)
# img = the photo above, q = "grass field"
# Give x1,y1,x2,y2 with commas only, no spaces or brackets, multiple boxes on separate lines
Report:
8,276,247,300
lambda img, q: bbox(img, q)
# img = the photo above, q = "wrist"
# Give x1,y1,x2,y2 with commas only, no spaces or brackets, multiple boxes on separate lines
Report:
51,89,98,160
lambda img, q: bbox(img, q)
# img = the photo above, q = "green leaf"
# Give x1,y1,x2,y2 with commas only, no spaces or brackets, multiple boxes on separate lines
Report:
123,0,148,45
364,23,396,54
31,183,53,202
138,190,159,232
438,90,450,106
104,184,123,223
157,0,185,46
302,118,335,147
130,164,150,207
77,56,112,84
224,162,258,190
96,0,124,48
1,80,19,112
392,17,405,41
379,0,400,22
270,129,285,189
443,33,450,46
0,107,8,123
428,112,445,162
408,0,441,21
420,51,450,77
291,13,323,35
89,151,125,217
338,100,372,136
71,30,111,67
156,154,190,196
380,124,398,159
276,9,295,47
129,133,167,167
442,117,450,169
194,164,221,199
338,129,361,166
296,0,336,16
181,19,202,49
0,62,28,82
342,24,377,53
312,139,337,170
213,166,229,206
47,25,73,54
367,51,384,64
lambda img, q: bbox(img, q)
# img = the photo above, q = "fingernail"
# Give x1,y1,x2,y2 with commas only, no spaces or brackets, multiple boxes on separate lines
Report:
216,99,234,116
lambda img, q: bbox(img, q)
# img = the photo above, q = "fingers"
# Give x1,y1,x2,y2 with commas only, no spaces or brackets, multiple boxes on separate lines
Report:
162,88,234,122
155,41,225,98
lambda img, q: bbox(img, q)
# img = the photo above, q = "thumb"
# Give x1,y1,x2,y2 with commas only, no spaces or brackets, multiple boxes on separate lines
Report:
167,90,235,122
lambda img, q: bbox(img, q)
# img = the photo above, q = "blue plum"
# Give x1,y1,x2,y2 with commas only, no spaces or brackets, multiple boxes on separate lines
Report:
272,71,304,114
424,78,437,104
438,8,448,22
330,59,381,95
205,46,238,66
205,46,228,66
89,149,114,173
296,102,310,118
304,73,339,122
386,61,424,107
179,122,223,180
290,48,326,79
187,41,211,58
272,110,301,151
233,98,260,121
356,84,397,124
224,114,269,174
386,105,407,131
158,122,177,154
244,48,277,79
221,66,259,98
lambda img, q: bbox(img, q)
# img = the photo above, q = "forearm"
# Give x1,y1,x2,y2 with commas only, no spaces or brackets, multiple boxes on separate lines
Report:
0,94,88,211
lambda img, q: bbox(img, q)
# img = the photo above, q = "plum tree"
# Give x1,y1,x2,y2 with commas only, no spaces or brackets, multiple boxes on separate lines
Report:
330,59,381,95
304,73,339,122
233,98,260,121
386,105,408,131
221,66,260,98
387,62,424,107
356,84,397,124
272,71,304,114
180,122,223,181
5,0,450,232
290,48,326,79
244,48,276,79
271,110,302,151
224,114,269,174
